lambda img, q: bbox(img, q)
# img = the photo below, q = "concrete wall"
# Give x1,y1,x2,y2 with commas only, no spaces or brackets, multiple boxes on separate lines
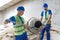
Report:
2,0,60,26
0,12,3,24
2,0,43,20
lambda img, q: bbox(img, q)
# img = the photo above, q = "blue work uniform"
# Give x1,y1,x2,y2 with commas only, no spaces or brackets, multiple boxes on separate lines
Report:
40,10,52,40
9,16,28,40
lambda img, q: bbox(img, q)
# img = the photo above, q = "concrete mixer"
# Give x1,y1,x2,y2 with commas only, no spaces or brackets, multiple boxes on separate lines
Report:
27,17,45,34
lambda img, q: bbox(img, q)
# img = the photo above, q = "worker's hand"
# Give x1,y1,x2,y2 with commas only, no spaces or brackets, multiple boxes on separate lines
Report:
4,21,8,24
24,25,29,29
43,20,49,25
43,22,47,25
4,19,10,24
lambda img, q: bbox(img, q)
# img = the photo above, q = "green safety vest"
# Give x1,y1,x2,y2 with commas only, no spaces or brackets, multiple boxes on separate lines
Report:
14,16,26,35
44,11,51,24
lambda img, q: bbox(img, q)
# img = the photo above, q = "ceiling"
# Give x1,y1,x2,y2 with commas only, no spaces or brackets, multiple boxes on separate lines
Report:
0,0,24,11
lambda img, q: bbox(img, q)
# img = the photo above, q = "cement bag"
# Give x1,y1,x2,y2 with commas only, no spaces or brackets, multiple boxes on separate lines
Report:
0,23,14,40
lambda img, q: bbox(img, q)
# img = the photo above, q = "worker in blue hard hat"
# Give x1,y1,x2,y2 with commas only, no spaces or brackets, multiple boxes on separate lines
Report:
4,6,28,40
40,3,52,40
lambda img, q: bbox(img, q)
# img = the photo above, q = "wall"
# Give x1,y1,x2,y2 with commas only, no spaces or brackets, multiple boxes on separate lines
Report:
2,0,60,26
0,12,3,24
2,0,43,20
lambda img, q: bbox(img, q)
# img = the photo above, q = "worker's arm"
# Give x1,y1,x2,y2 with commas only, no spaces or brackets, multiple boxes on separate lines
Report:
4,16,14,24
40,16,43,22
23,18,29,29
3,16,14,28
40,11,43,22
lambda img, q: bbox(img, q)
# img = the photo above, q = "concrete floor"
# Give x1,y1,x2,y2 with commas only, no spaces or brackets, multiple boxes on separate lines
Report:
0,25,60,40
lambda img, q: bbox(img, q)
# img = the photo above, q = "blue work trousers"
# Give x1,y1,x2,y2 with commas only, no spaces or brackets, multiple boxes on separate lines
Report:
40,24,51,40
15,32,28,40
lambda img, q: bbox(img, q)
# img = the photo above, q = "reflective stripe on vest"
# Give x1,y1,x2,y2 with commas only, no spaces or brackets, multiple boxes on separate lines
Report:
14,16,26,35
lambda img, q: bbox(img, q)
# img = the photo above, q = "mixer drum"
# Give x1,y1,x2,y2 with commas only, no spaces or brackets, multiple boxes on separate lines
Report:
27,17,44,34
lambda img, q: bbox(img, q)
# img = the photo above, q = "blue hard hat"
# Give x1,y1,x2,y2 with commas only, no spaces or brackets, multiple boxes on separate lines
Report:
43,3,48,8
17,6,25,11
